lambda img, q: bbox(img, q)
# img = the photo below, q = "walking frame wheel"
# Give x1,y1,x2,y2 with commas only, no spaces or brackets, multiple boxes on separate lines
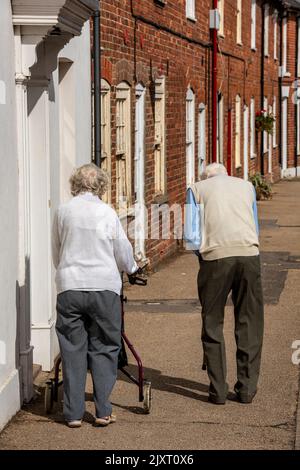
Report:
44,380,54,414
143,380,152,414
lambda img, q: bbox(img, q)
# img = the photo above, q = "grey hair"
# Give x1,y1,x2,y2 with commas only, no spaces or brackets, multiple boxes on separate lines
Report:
204,163,228,179
69,163,109,198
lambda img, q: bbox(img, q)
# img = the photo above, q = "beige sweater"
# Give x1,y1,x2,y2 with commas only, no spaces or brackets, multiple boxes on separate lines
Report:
189,175,259,260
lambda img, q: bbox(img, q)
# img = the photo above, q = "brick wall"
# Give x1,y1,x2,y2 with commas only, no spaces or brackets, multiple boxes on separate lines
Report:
98,0,300,266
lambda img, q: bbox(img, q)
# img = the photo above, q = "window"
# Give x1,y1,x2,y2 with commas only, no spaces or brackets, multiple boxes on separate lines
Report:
116,82,131,211
154,77,166,195
101,79,111,203
273,97,277,148
250,97,256,158
236,0,242,45
283,17,287,75
264,4,269,57
273,10,278,60
217,93,224,163
251,0,256,50
218,0,224,36
235,94,241,168
263,96,268,154
186,88,195,185
186,0,196,20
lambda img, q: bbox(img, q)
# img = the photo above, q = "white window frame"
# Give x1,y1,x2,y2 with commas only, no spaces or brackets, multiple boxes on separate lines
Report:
273,96,277,148
186,0,196,21
100,79,111,203
235,94,241,168
218,0,224,37
237,0,242,45
186,87,195,186
273,9,278,60
263,96,268,154
217,93,224,163
264,4,269,57
116,82,132,211
250,97,256,158
154,77,166,195
251,0,256,50
283,16,288,75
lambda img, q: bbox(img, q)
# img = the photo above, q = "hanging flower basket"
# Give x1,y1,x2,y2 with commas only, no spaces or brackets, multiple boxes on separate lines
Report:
255,109,275,134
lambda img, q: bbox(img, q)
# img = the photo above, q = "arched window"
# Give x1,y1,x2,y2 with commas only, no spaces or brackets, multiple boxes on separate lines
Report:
116,81,131,211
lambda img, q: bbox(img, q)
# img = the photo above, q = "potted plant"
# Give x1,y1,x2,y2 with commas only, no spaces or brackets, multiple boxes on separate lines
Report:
255,109,275,134
249,173,273,201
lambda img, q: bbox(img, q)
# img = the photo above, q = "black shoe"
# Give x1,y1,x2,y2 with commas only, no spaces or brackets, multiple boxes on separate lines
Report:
236,391,257,404
208,395,226,405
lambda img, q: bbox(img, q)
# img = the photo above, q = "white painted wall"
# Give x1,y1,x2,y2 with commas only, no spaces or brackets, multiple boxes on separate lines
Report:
0,0,21,430
30,21,93,370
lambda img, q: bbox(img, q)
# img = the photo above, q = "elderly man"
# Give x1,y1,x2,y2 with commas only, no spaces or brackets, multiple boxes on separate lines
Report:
52,163,138,427
185,163,263,405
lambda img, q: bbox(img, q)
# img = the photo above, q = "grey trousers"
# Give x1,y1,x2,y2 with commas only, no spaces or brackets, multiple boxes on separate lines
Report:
56,290,121,421
198,255,264,401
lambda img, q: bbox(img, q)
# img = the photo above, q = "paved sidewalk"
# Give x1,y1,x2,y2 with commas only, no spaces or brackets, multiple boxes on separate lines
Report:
0,180,299,450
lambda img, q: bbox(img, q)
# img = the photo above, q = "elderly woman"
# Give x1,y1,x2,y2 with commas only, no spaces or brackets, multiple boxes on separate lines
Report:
52,163,138,428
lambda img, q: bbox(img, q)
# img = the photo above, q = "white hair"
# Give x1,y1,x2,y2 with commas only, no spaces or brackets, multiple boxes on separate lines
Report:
204,163,228,179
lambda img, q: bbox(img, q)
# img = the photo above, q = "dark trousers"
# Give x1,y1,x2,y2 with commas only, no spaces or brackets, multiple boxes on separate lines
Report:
56,290,121,421
197,255,264,401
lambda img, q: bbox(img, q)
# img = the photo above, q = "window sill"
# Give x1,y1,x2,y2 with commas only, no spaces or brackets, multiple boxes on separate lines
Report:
237,42,243,47
153,193,169,205
118,205,135,220
251,47,257,52
186,16,197,23
218,33,225,39
250,154,257,159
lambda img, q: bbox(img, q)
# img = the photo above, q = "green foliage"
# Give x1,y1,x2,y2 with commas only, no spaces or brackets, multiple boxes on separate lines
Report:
249,173,273,201
255,110,275,134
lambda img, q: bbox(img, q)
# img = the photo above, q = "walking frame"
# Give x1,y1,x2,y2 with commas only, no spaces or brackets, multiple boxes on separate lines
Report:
44,264,152,415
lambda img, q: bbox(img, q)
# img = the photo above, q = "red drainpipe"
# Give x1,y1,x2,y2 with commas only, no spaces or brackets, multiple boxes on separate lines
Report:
227,108,232,175
211,0,218,163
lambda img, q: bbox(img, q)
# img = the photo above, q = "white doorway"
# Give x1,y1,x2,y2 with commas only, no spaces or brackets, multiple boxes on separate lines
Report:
198,103,206,177
59,59,75,203
186,88,195,185
281,95,288,175
243,104,249,180
134,84,146,261
268,104,273,174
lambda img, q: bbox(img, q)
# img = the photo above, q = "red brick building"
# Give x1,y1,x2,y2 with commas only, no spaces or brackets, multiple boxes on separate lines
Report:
98,0,300,266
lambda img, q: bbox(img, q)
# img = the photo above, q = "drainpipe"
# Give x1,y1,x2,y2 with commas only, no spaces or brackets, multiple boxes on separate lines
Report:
260,3,265,175
93,7,101,167
279,12,283,169
211,1,218,163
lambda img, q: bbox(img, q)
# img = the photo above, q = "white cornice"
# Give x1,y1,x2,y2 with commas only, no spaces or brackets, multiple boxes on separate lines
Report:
12,16,58,26
12,0,98,35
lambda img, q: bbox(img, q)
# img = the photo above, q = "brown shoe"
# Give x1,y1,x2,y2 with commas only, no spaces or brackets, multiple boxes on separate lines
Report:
95,414,117,427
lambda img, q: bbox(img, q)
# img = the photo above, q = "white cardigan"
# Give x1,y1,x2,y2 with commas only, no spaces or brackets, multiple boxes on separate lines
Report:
52,193,138,295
